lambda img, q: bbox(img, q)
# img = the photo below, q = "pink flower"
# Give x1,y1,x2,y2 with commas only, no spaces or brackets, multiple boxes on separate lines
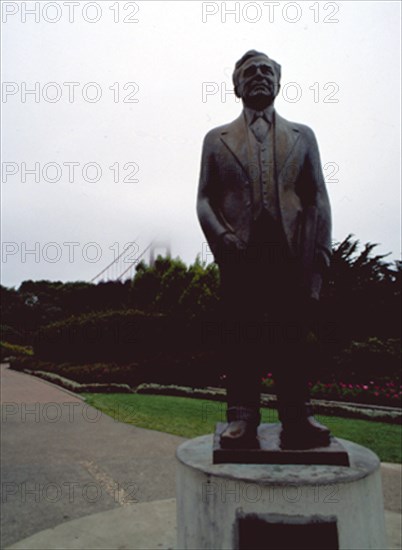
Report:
374,392,379,396
348,384,353,389
362,385,368,390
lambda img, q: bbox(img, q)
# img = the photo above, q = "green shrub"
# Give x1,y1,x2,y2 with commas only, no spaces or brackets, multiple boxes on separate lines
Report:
1,341,33,361
0,325,24,344
11,348,223,388
35,309,172,362
332,337,401,377
33,309,224,387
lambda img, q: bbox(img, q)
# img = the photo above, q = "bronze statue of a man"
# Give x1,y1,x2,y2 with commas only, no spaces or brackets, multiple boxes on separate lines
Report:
197,50,332,450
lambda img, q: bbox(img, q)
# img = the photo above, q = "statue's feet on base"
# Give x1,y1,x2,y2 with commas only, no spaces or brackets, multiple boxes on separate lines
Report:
220,420,259,449
280,416,331,449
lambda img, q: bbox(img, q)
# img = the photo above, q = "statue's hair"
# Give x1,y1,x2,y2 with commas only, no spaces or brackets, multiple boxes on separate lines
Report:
232,50,281,94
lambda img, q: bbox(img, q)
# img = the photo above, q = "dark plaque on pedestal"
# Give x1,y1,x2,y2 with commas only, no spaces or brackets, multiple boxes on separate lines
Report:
213,423,350,466
235,511,339,550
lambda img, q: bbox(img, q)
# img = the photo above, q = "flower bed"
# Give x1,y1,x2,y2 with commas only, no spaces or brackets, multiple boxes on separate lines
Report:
262,373,402,407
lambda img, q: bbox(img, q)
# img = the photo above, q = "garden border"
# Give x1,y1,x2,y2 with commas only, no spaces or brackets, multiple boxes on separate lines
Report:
12,366,402,425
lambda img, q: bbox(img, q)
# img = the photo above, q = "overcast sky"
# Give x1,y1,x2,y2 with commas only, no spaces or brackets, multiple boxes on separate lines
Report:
1,0,401,288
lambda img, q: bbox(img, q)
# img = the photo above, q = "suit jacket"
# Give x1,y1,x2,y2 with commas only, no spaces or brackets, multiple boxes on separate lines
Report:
196,111,332,300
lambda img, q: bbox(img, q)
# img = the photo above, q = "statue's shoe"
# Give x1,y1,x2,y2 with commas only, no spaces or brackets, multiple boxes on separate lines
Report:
280,417,331,450
220,420,259,449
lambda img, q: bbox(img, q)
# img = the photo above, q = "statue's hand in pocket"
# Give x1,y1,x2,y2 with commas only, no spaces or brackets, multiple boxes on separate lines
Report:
221,232,246,251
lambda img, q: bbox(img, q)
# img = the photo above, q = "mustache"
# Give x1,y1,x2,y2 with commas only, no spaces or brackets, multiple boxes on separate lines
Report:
248,80,275,94
250,79,273,88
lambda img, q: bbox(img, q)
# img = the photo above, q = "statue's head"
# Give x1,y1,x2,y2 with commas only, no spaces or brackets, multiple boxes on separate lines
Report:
233,50,281,110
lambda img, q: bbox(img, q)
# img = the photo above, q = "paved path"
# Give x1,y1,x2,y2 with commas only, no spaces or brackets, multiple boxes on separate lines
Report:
1,364,184,548
1,364,401,549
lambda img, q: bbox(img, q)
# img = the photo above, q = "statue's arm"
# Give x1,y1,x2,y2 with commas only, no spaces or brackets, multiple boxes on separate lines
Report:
196,133,232,257
304,128,332,299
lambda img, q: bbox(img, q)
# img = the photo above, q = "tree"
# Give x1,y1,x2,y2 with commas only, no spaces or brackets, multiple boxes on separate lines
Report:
131,256,219,316
321,235,400,341
1,234,399,346
178,256,219,316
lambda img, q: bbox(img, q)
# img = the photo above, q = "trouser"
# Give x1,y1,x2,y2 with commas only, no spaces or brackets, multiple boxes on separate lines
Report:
218,212,313,425
223,339,313,424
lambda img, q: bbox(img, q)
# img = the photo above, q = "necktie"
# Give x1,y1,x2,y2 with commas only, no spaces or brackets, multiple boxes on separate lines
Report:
251,114,269,143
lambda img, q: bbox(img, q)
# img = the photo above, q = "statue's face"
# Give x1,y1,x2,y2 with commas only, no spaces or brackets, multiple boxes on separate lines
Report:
237,57,279,108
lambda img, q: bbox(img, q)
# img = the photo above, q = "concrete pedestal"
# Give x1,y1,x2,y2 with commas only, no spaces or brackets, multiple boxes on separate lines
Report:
176,434,387,550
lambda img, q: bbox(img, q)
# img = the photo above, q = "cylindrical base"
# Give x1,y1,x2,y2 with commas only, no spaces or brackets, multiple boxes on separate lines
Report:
176,436,387,550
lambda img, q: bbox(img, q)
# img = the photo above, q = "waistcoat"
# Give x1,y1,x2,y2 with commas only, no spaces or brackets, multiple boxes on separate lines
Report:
246,115,280,223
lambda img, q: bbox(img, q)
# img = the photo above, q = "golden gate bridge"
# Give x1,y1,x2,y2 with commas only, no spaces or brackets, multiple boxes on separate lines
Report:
90,240,171,284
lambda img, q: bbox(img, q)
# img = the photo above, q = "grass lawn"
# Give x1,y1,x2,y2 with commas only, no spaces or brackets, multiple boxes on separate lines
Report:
83,393,402,463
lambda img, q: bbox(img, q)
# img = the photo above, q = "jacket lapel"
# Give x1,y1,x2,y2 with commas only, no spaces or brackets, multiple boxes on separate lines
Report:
220,114,250,177
274,113,300,178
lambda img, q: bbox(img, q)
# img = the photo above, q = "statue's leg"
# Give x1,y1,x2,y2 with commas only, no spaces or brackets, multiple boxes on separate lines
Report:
275,341,311,424
274,302,331,449
219,260,262,448
226,343,262,423
220,339,261,448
